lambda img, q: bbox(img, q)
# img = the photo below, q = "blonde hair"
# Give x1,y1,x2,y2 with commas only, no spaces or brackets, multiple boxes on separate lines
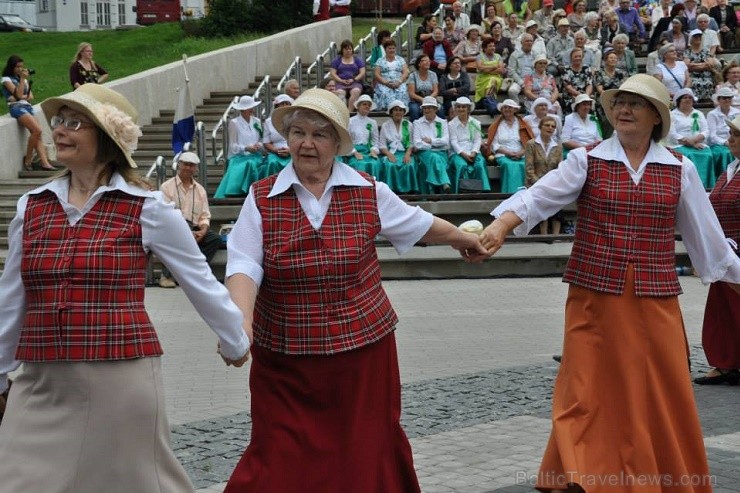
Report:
72,42,93,63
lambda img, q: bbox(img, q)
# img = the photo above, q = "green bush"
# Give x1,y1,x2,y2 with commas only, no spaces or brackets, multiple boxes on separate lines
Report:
201,0,312,38
180,18,205,37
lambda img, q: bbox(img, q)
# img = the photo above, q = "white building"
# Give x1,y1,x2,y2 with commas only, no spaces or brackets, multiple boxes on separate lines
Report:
0,0,37,23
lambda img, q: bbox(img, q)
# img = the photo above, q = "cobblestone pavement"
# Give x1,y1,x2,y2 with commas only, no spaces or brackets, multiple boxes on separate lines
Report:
139,277,739,493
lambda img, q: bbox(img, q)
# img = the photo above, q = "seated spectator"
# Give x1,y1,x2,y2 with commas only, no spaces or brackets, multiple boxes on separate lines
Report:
490,21,516,63
650,5,686,53
213,95,264,198
470,0,488,27
567,0,588,33
562,94,602,152
610,33,638,75
69,42,108,89
653,43,692,100
329,39,365,111
684,0,699,26
284,79,301,99
689,7,719,32
451,1,471,30
453,24,483,69
373,39,410,111
616,0,646,49
443,13,466,51
525,115,563,235
593,48,627,138
369,30,392,67
346,94,381,176
448,96,491,193
600,10,626,48
262,94,294,178
706,87,740,177
709,0,736,50
695,14,721,56
413,96,453,193
319,77,337,91
667,88,715,188
503,13,525,40
717,62,740,108
416,14,437,50
561,29,599,74
158,152,223,288
522,54,561,114
660,17,689,58
598,0,619,23
503,0,532,22
408,54,440,121
560,47,593,115
548,9,568,41
533,0,556,38
423,27,455,77
524,97,562,141
651,0,673,38
515,19,547,56
474,38,507,116
583,12,602,52
646,38,669,76
486,99,535,192
439,56,472,118
378,99,420,193
509,33,538,101
547,18,575,75
685,28,718,102
482,4,506,37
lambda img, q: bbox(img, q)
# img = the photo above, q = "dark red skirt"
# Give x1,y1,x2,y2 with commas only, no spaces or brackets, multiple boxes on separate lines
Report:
702,281,740,369
224,333,421,493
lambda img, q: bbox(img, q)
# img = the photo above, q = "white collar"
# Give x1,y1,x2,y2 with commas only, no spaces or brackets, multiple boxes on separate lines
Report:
268,161,372,198
29,172,153,201
588,135,683,167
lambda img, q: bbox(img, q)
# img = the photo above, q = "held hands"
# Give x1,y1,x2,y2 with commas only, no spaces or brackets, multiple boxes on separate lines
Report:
480,218,514,256
455,232,489,263
217,319,254,367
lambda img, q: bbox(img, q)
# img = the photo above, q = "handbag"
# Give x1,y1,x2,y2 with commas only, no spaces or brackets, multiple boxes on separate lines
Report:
458,178,485,193
500,77,513,93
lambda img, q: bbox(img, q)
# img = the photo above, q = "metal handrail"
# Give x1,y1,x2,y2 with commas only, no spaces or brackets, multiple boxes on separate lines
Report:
253,75,273,120
389,14,414,62
306,42,337,87
144,155,168,189
276,56,304,96
211,96,239,169
193,122,207,188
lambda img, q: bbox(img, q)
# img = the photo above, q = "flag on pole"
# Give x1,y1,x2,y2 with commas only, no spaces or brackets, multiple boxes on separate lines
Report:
172,59,195,155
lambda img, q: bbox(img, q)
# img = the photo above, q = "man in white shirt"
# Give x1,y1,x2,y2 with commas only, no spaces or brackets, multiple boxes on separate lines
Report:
158,152,222,287
696,14,722,55
452,1,470,30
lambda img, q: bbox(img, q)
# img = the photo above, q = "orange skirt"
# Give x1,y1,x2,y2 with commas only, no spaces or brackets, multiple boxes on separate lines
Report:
537,267,713,493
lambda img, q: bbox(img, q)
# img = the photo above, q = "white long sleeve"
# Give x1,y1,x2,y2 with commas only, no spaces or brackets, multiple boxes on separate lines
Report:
449,117,483,155
413,116,450,150
228,115,263,158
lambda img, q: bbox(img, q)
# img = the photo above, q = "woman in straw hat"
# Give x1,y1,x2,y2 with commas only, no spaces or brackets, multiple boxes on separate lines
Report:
448,96,492,193
480,73,740,493
486,98,535,193
413,95,454,193
561,94,602,155
213,95,264,198
378,99,420,193
222,88,487,492
346,94,381,176
262,93,294,177
694,113,740,387
705,86,739,177
667,88,716,188
0,84,251,492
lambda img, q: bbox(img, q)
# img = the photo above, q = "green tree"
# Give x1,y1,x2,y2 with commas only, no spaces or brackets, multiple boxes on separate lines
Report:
201,0,313,38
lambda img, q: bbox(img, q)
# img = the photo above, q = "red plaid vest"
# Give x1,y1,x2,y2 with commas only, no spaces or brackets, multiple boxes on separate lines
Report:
17,190,162,361
563,152,683,296
709,171,740,244
252,174,398,355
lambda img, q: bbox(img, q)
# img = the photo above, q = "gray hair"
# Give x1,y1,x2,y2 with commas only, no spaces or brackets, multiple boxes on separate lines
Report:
574,28,587,40
658,43,675,61
696,13,710,22
584,11,599,23
520,32,534,42
612,33,629,45
281,109,340,145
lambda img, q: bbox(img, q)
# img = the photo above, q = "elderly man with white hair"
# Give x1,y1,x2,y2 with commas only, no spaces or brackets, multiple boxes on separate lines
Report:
696,13,722,56
451,1,470,30
508,32,538,101
159,152,224,288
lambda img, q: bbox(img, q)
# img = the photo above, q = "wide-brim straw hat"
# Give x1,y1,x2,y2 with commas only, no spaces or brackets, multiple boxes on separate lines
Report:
673,87,697,105
273,94,294,106
233,95,261,110
465,24,481,35
420,96,440,108
712,86,736,105
41,84,141,169
271,88,353,155
497,99,520,112
571,93,594,111
530,97,552,113
725,113,740,133
387,99,409,115
601,73,672,140
354,94,377,111
453,96,475,110
534,53,549,65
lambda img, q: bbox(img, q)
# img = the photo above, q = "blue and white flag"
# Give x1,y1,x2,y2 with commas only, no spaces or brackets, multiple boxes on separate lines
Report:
172,80,195,155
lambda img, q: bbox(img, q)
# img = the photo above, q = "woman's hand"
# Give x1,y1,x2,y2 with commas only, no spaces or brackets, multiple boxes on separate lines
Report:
480,213,522,256
457,232,489,263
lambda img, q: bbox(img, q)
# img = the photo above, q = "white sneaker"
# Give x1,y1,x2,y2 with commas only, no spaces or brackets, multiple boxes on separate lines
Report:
158,276,176,288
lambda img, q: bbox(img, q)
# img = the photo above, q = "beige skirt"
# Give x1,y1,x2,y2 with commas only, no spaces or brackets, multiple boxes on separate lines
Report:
0,358,195,493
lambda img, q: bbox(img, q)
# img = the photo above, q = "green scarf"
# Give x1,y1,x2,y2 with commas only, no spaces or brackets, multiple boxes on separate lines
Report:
366,122,373,147
253,122,263,139
589,113,603,139
467,120,481,142
435,121,442,139
401,120,410,149
691,112,700,133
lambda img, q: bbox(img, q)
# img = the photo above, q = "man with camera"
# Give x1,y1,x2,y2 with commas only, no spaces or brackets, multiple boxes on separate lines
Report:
158,152,222,288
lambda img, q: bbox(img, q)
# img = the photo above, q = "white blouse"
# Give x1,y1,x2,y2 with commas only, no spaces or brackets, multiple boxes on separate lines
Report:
523,114,562,142
349,114,380,154
705,106,740,146
492,136,740,284
448,117,483,155
228,162,434,286
0,173,251,391
492,118,523,157
228,115,263,158
379,119,413,154
262,117,288,149
562,112,601,147
667,108,709,148
413,116,450,151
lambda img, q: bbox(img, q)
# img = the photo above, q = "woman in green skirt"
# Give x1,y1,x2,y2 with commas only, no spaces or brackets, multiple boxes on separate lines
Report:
346,94,381,177
448,96,491,193
485,99,534,193
262,94,294,178
706,87,739,179
413,96,452,193
667,88,715,189
378,99,419,193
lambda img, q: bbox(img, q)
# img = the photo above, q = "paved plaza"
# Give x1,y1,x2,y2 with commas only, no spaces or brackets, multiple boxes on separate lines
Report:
141,276,739,493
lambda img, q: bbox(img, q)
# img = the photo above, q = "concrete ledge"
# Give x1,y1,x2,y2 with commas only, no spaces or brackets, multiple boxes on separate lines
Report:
0,17,351,180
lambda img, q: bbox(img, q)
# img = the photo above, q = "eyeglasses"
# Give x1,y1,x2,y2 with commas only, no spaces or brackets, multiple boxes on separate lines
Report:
541,123,557,128
50,115,94,131
611,97,651,110
718,96,734,100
